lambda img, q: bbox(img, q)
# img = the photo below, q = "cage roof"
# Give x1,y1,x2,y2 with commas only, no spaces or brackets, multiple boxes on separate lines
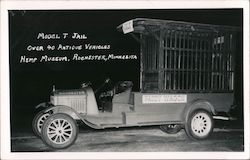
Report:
117,18,240,34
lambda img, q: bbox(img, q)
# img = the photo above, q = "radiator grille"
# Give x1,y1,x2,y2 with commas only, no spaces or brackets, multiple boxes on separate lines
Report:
52,94,87,113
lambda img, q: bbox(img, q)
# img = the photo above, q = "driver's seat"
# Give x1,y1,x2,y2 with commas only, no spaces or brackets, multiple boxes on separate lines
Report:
112,81,133,113
112,87,133,104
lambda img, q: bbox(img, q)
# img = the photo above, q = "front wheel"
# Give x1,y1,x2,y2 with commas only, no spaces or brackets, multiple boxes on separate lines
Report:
41,113,78,149
32,110,51,137
185,109,214,140
160,124,182,134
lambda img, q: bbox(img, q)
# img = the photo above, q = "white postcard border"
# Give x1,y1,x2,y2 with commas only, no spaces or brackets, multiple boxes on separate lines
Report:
1,0,249,159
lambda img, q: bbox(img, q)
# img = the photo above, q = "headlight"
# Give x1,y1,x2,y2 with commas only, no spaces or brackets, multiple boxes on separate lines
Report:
50,95,55,105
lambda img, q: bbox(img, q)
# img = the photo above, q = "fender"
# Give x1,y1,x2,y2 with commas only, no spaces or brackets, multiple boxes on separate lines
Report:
35,102,53,110
43,105,81,120
182,99,216,122
43,105,102,129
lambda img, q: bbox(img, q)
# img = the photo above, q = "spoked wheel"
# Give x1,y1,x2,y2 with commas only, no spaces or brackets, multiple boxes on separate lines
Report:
41,113,78,149
185,109,214,140
32,111,51,137
160,124,182,134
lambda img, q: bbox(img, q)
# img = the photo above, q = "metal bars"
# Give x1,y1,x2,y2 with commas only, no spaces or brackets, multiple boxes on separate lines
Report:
141,27,236,93
141,33,160,91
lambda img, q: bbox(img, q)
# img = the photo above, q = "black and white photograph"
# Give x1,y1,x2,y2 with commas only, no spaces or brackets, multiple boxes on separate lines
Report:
1,0,249,159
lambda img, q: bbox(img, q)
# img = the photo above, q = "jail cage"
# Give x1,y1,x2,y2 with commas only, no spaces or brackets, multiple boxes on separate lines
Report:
121,18,240,93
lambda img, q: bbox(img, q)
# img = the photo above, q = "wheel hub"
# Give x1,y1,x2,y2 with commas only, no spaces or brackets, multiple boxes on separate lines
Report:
46,119,73,144
191,112,211,137
56,127,64,135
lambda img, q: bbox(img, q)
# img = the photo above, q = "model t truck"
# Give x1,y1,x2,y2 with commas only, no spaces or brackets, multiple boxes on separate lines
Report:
32,18,240,149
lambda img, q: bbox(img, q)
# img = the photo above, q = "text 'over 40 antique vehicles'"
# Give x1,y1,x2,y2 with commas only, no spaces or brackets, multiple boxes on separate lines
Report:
32,18,240,149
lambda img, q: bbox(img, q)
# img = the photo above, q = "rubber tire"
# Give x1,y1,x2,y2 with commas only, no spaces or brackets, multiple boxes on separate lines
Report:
185,109,214,140
32,110,51,137
160,124,182,134
41,113,78,149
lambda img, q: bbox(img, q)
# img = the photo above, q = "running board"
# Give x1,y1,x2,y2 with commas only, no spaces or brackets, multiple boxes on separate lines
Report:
213,116,237,121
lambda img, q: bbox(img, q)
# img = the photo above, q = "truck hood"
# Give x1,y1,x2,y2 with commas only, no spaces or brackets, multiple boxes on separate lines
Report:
51,88,86,96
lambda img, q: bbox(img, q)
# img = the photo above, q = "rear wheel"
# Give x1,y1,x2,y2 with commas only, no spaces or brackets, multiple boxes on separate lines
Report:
160,124,182,134
41,113,78,149
185,109,214,140
32,111,51,137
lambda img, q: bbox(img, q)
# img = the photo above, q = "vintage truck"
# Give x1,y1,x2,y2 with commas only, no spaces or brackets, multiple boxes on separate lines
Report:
32,18,240,149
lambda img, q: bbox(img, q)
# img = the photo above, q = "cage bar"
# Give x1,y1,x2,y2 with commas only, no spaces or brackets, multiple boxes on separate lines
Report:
120,18,239,93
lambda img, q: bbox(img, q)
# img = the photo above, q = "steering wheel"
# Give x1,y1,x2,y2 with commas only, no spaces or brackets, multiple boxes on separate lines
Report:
94,78,112,93
81,82,91,88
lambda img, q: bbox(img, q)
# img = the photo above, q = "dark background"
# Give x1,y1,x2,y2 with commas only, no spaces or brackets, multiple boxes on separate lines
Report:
9,9,243,137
